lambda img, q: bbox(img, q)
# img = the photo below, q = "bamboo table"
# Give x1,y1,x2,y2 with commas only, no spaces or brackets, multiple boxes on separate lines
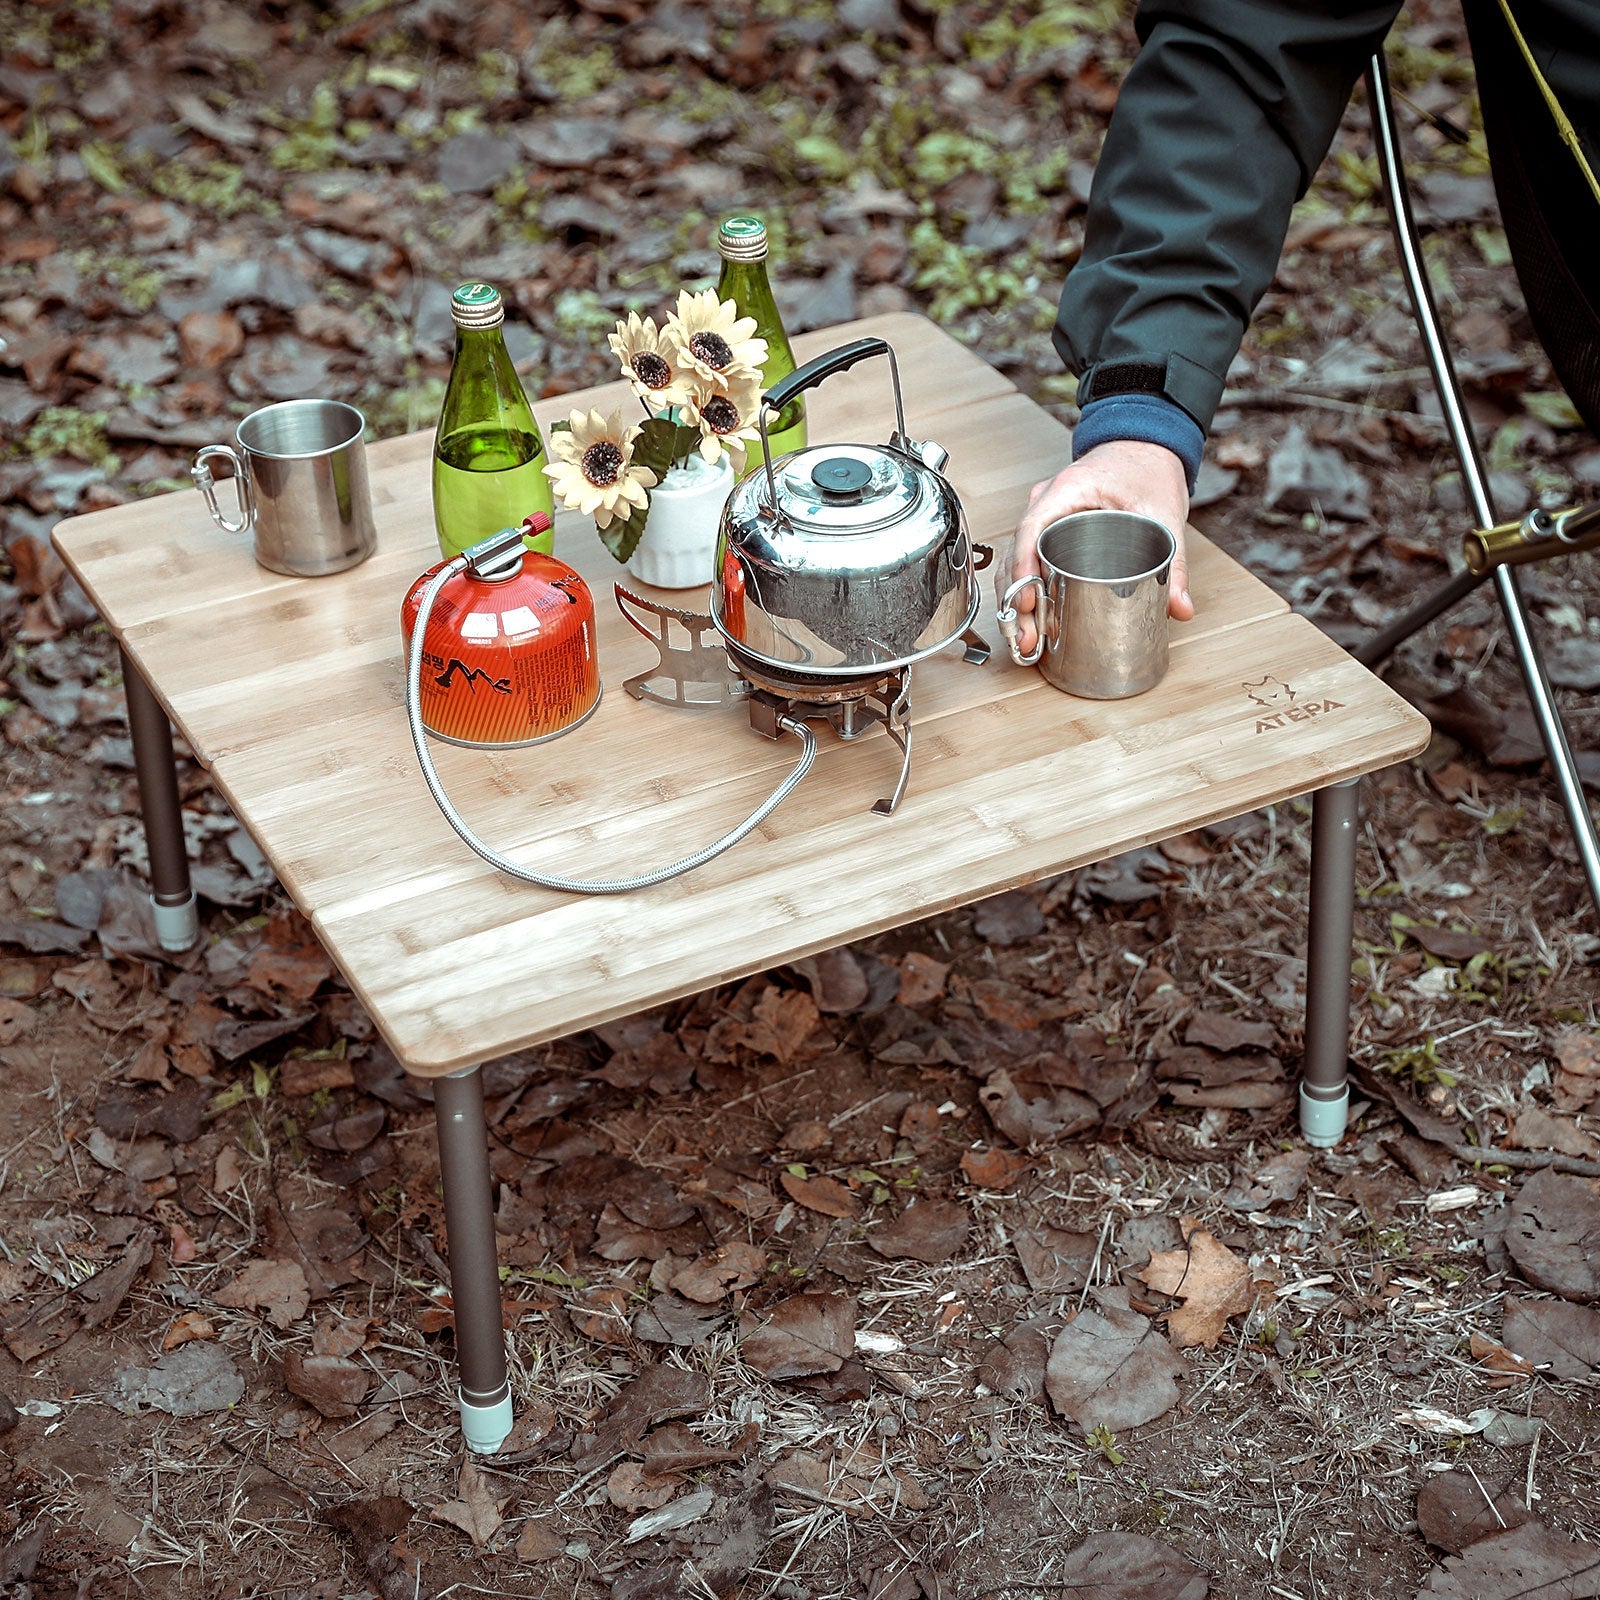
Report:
53,312,1430,1452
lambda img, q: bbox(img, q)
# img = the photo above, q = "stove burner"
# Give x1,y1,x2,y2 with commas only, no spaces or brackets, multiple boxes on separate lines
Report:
616,584,968,817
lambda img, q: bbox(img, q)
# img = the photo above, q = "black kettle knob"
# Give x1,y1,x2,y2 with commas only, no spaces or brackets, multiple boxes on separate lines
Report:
810,456,873,501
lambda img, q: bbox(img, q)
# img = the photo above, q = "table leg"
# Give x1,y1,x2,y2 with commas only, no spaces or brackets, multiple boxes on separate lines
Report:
1301,778,1359,1148
121,647,199,953
432,1065,513,1454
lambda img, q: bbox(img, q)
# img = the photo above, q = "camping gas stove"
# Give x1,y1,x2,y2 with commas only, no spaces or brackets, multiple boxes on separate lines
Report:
616,586,987,817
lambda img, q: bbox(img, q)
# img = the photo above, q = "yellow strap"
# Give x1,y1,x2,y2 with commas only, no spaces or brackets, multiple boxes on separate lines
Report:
1497,0,1600,206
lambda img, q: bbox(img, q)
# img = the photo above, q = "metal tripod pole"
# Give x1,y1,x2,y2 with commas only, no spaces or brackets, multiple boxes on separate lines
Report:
1368,53,1600,921
433,1066,513,1453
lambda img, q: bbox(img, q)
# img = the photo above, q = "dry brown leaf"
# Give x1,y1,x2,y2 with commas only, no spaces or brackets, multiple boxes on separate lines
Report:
959,1146,1032,1190
516,1518,565,1562
1501,1294,1600,1379
161,1310,215,1350
571,1361,710,1467
780,1171,859,1219
1014,1225,1097,1293
788,949,870,1014
280,1057,357,1096
1504,1169,1600,1302
1157,831,1211,867
1470,1331,1535,1380
868,1200,970,1264
1508,1105,1600,1160
979,1067,1099,1148
607,1461,678,1512
766,1448,849,1503
634,1293,730,1348
896,952,949,1007
1184,1009,1277,1053
213,1147,244,1193
1553,1028,1600,1111
1222,1150,1311,1212
1054,1532,1208,1600
1555,1029,1600,1078
1417,1520,1600,1598
432,1459,505,1547
124,1038,171,1085
1045,1287,1185,1433
247,912,334,1003
639,1419,755,1476
1138,1225,1259,1348
213,1258,311,1330
0,998,37,1046
739,986,821,1064
283,1350,370,1419
897,1099,942,1151
740,1291,854,1380
572,1285,634,1344
1416,1471,1532,1555
312,1314,380,1358
670,1242,767,1304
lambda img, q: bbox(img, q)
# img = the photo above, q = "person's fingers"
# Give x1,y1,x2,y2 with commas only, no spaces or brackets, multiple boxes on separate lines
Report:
1168,525,1194,622
1007,464,1102,655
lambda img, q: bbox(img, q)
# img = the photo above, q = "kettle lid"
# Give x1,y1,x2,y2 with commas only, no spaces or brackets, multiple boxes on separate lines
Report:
768,444,922,532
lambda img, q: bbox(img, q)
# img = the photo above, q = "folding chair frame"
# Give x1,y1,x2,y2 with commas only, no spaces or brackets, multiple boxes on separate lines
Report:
1359,52,1600,924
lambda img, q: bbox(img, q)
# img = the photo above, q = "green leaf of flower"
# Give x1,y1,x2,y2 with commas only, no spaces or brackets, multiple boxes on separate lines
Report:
598,510,644,563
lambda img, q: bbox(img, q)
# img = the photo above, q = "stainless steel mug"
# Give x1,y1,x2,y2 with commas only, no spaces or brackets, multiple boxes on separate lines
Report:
192,399,376,578
998,510,1175,698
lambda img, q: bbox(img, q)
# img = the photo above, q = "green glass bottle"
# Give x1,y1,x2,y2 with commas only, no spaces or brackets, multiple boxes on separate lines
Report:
432,281,555,560
716,216,807,467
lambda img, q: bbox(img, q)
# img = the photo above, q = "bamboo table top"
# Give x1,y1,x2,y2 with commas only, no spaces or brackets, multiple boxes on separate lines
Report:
53,313,1431,1076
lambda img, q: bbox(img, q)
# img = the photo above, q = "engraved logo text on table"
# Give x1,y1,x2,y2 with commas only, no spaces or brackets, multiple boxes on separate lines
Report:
1243,676,1343,734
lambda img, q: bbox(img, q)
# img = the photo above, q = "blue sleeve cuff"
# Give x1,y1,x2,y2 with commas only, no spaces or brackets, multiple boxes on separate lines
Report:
1071,394,1204,494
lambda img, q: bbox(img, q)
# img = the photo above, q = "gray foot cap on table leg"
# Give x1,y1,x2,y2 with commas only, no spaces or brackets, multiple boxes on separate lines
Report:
151,891,199,952
460,1382,513,1454
1299,1080,1350,1149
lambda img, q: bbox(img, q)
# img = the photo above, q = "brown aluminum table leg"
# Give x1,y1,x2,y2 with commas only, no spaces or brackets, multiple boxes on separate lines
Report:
121,646,199,952
432,1065,512,1453
1301,778,1359,1147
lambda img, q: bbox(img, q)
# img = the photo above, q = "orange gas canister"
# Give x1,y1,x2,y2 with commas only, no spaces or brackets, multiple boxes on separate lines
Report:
401,517,600,748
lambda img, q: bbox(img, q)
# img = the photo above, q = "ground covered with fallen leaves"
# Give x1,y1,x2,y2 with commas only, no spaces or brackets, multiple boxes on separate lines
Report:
3,1,1600,1597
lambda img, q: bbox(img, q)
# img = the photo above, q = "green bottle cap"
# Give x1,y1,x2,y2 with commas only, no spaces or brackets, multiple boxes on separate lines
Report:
718,216,768,262
451,281,505,329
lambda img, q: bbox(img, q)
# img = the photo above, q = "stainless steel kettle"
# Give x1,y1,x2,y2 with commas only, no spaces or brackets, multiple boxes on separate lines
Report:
711,336,991,674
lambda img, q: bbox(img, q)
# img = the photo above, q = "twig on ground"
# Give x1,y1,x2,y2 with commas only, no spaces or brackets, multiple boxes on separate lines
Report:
1440,1144,1600,1177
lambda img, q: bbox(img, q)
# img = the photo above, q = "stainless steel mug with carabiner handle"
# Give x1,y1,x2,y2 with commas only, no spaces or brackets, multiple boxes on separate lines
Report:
192,398,376,578
997,510,1174,698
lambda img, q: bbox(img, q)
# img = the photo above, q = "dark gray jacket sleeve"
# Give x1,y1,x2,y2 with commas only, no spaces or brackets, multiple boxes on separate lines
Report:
1055,0,1403,434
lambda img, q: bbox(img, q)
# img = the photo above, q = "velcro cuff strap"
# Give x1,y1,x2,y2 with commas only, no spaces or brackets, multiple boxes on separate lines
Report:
1071,395,1204,494
1078,352,1224,434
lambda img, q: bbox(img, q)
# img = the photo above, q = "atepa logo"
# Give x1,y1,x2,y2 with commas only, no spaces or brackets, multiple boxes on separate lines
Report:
1243,676,1343,732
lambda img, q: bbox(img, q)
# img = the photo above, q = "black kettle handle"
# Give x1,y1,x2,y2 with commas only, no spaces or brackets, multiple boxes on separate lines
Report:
763,336,889,414
756,337,908,514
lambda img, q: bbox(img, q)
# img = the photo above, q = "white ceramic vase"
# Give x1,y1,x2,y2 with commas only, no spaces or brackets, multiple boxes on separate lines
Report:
624,453,735,590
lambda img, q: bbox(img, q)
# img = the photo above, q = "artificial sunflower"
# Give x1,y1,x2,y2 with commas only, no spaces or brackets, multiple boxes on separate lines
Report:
544,408,658,531
607,312,693,408
681,369,766,466
664,288,767,391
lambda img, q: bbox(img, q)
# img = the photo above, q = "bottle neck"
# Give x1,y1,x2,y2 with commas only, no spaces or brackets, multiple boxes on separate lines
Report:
454,323,511,364
717,257,779,325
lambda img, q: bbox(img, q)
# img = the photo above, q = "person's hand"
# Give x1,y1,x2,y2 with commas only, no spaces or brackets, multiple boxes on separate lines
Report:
1000,440,1194,657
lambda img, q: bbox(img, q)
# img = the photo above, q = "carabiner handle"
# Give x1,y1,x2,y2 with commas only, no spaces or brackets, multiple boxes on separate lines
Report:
191,444,254,535
997,573,1047,667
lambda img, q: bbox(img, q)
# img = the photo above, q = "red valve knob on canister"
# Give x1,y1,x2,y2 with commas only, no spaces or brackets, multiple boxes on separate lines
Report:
400,514,601,748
